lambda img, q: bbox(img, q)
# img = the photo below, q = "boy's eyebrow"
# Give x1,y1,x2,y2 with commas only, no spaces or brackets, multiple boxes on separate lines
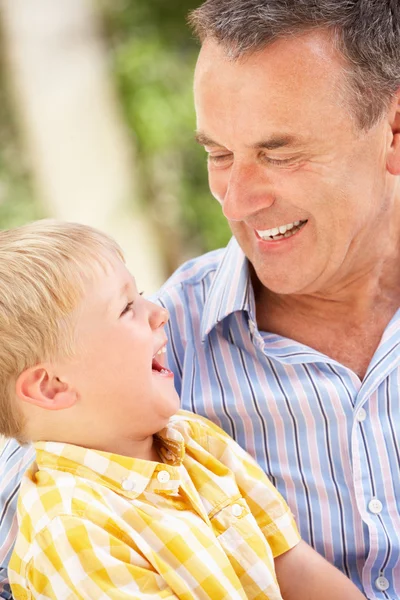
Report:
195,131,300,149
106,281,131,315
120,282,131,297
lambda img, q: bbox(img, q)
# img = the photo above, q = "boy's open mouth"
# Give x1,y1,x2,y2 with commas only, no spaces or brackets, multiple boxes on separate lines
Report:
152,357,164,372
151,347,173,376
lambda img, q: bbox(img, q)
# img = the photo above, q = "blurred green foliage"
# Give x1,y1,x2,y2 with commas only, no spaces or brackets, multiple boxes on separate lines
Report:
0,55,42,229
102,0,231,267
0,1,230,264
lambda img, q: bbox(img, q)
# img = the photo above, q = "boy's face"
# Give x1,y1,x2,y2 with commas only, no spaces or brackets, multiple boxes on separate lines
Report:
56,255,180,444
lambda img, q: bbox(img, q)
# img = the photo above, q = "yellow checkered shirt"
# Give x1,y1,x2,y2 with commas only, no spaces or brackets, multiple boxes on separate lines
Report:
9,411,300,599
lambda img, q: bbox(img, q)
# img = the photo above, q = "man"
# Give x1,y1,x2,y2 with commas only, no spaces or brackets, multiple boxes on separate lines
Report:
0,1,399,598
156,1,400,599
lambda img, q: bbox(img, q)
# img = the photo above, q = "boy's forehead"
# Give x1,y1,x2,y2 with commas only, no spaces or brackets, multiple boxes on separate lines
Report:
80,259,135,312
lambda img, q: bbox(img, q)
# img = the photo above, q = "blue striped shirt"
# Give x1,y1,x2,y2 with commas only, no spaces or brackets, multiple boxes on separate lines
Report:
157,238,400,600
0,440,35,598
0,237,399,599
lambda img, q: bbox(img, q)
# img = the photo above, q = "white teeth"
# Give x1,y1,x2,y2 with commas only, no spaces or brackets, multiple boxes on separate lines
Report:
153,346,167,359
256,220,305,240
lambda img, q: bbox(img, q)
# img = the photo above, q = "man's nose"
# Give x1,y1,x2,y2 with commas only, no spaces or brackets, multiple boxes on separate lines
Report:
221,161,276,222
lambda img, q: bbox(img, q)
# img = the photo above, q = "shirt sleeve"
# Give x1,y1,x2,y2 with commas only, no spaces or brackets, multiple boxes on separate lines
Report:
12,515,179,600
0,439,35,598
190,415,301,558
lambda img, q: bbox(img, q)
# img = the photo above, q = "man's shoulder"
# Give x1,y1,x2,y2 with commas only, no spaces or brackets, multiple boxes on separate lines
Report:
157,247,226,298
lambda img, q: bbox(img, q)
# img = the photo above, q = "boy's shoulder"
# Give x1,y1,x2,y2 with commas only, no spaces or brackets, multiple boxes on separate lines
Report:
17,460,85,537
16,450,119,545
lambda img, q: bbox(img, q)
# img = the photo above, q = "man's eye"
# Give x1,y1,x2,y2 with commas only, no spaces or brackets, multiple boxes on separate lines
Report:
120,301,134,317
207,153,232,164
261,154,298,167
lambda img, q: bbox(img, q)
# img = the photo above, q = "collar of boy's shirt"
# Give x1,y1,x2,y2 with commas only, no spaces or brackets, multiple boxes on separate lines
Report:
33,423,186,499
200,237,257,341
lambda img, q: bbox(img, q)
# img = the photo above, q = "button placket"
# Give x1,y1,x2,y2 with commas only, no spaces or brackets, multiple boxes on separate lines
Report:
231,503,243,517
356,407,367,422
368,498,383,514
375,576,390,591
157,470,171,483
121,478,136,492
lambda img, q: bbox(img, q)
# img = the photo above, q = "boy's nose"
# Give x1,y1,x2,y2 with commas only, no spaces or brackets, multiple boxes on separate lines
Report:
150,304,169,329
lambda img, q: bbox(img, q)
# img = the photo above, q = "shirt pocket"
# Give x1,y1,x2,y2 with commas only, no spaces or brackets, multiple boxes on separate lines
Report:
210,498,282,600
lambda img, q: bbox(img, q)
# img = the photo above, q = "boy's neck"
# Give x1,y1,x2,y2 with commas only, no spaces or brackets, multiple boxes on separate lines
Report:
85,434,160,462
37,432,161,462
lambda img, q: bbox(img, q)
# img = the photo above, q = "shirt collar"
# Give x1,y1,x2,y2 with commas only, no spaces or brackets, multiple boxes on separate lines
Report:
34,423,187,499
201,237,256,341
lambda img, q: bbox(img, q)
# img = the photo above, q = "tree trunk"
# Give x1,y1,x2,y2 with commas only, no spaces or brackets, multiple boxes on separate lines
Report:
0,0,166,293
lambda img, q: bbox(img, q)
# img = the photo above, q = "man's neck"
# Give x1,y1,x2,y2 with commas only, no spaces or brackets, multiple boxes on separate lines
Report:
254,242,400,378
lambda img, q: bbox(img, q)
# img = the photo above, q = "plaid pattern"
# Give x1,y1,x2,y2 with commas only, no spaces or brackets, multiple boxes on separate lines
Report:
9,411,299,599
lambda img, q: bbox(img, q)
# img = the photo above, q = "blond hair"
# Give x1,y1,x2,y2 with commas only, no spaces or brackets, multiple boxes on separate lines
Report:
0,220,124,442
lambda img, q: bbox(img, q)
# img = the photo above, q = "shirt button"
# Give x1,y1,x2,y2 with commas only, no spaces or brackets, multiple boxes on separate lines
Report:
232,504,243,517
121,478,135,491
157,470,170,483
375,576,390,591
356,408,367,422
165,451,175,461
368,498,383,514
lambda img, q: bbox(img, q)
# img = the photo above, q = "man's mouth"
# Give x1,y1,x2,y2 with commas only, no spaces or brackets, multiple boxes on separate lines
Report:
256,220,307,241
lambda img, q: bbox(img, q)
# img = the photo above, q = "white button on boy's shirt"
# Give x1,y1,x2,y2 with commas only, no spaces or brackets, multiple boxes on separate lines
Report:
356,408,367,422
121,478,135,492
368,498,383,514
375,576,390,591
157,470,170,483
232,504,243,517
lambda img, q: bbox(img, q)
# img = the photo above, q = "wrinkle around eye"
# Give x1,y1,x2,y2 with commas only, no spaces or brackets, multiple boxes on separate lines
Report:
207,153,234,168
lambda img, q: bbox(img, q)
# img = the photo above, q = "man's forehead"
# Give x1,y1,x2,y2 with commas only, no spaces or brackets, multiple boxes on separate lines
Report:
194,30,347,99
194,31,355,144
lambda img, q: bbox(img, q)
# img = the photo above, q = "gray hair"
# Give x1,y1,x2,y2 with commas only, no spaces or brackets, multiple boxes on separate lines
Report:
189,0,400,129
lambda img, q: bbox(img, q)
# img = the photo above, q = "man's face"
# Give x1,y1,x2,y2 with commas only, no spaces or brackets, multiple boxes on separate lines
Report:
57,256,179,443
194,32,397,295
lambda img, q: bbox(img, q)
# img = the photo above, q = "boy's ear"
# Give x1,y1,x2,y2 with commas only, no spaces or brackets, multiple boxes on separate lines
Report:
386,90,400,175
16,365,78,411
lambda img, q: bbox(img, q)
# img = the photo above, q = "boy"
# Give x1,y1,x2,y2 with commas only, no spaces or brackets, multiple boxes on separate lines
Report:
1,220,363,599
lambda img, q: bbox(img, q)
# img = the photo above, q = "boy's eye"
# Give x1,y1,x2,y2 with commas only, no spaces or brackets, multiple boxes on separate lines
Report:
119,293,144,318
120,301,134,317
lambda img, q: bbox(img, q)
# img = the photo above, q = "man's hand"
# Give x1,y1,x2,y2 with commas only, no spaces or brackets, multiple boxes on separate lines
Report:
275,540,365,599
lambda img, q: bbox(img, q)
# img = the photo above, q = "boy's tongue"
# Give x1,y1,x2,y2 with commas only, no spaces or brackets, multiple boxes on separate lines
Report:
152,358,163,372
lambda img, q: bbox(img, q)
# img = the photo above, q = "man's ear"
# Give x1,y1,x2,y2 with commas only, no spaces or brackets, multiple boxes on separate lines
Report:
16,365,78,411
386,91,400,175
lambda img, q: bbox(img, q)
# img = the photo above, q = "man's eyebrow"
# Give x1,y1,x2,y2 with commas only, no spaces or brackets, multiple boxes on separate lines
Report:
253,135,299,150
195,132,221,147
195,132,301,150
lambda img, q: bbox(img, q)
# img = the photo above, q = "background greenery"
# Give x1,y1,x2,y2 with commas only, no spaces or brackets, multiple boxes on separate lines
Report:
0,0,231,274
